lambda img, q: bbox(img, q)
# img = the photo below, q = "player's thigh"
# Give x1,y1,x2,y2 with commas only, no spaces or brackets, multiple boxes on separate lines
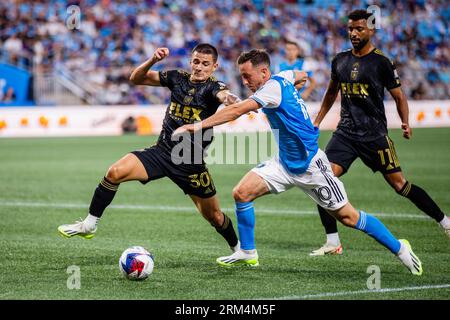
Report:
233,171,271,202
358,135,402,174
242,157,295,201
106,153,149,183
130,147,168,185
297,149,348,211
324,133,358,174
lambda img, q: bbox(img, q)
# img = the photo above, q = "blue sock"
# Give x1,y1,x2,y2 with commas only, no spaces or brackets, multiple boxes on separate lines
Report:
235,201,255,250
355,211,401,254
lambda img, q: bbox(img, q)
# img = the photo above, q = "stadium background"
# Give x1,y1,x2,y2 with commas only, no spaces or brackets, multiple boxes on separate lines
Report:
0,0,449,300
0,0,449,106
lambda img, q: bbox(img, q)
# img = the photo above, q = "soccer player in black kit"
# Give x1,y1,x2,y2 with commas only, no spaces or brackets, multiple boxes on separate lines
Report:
310,10,449,256
58,44,242,255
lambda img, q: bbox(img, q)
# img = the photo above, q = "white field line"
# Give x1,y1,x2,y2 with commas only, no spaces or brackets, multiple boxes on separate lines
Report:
0,200,430,220
266,284,450,300
1,200,446,299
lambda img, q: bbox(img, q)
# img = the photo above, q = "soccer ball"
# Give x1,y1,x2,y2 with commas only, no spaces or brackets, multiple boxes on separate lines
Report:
119,246,154,280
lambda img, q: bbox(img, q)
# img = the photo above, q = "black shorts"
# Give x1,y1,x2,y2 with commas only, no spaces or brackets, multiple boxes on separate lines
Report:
131,146,216,198
325,133,402,175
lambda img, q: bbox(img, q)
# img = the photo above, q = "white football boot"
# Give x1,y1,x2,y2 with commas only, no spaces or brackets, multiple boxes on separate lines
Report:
396,239,423,276
440,216,450,239
58,219,97,239
309,243,343,256
216,249,259,267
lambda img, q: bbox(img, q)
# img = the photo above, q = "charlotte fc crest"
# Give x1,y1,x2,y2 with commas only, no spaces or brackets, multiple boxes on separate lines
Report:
351,62,359,80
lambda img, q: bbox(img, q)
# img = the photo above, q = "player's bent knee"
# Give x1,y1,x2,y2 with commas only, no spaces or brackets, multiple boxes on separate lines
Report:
385,174,407,192
329,205,358,227
209,210,224,227
392,181,407,193
106,165,124,184
340,215,358,227
232,187,251,203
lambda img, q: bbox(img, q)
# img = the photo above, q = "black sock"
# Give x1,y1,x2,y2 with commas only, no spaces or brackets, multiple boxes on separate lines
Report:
318,205,338,234
89,177,119,218
397,182,445,222
215,213,238,248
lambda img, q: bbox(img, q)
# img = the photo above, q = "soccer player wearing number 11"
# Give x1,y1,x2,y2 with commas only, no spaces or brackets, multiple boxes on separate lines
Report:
174,49,423,275
311,10,449,256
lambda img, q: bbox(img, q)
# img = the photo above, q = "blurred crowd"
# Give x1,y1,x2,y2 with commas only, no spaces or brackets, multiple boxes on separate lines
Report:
0,0,449,105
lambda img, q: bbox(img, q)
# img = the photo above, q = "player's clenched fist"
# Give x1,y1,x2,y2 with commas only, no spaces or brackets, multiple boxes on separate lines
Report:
294,71,308,90
401,123,412,139
153,48,169,62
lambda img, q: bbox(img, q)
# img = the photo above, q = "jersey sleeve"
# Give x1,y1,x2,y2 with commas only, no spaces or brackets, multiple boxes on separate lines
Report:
276,70,296,84
211,80,229,99
380,58,401,90
249,80,282,109
158,70,179,90
330,55,338,82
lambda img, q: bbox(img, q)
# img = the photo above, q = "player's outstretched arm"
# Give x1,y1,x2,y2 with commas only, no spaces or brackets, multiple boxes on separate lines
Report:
216,90,242,106
313,79,339,127
201,99,259,128
129,47,169,86
172,99,260,136
389,86,412,139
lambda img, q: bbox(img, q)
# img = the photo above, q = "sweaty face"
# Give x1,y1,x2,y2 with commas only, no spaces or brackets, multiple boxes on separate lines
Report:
285,43,300,61
238,61,268,93
348,19,373,50
189,52,218,82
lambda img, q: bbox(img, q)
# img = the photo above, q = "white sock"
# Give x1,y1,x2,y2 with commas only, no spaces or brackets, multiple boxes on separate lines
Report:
326,233,340,246
84,214,99,230
242,249,257,255
439,216,450,229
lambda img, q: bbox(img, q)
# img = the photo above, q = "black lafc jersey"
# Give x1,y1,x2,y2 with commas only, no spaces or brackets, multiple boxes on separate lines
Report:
157,69,227,154
331,48,401,141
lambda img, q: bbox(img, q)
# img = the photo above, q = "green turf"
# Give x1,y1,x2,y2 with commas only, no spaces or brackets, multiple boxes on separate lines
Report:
0,128,449,300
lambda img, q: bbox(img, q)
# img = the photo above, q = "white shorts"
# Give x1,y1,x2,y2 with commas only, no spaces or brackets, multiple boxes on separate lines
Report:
251,149,348,210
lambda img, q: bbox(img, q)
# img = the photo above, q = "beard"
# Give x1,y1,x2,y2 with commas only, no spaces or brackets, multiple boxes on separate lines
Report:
351,37,369,50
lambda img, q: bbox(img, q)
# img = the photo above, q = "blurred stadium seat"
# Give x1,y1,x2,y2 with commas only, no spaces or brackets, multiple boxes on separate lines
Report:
0,0,448,106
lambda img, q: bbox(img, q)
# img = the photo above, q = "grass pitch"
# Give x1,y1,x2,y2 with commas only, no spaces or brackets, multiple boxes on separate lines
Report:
0,128,449,300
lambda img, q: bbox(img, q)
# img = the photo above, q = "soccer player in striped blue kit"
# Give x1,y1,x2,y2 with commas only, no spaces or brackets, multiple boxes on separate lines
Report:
174,49,422,275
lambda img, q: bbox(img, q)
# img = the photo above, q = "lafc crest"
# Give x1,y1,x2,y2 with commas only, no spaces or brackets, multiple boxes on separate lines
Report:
183,95,194,105
183,88,196,104
351,62,359,80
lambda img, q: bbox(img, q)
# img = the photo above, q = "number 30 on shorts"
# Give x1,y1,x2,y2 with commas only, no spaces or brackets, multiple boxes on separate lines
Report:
188,171,213,188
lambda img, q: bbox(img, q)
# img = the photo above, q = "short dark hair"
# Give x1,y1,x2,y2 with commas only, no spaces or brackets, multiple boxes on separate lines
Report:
192,43,218,62
237,49,271,67
348,9,375,23
285,39,300,48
